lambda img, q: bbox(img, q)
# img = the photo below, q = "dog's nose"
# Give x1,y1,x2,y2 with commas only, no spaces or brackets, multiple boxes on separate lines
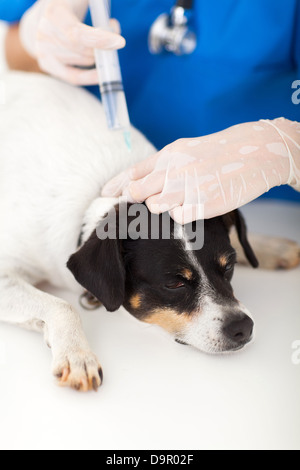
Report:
223,314,254,345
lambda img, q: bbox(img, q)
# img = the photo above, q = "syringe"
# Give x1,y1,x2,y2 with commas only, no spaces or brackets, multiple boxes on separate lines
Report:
89,0,131,151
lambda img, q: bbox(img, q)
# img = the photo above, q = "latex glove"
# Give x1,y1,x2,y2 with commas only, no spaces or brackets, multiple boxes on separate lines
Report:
19,0,125,85
102,118,300,223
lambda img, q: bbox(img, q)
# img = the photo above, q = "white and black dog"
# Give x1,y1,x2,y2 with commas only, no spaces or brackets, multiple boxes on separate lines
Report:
0,72,299,392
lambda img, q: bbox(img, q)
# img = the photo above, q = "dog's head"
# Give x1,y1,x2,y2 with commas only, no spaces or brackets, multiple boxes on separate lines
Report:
67,202,258,353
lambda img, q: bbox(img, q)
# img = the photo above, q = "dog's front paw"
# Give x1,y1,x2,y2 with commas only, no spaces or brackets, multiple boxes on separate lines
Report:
257,236,300,270
52,350,103,392
233,232,300,270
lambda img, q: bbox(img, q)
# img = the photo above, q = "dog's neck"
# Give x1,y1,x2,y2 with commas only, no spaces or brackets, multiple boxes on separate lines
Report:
78,197,119,247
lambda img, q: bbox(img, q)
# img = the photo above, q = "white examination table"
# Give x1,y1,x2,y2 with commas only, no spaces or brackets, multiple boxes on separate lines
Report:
0,200,299,450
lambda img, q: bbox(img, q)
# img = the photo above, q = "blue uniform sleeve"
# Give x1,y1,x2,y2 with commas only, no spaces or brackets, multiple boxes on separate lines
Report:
296,2,300,72
0,0,36,23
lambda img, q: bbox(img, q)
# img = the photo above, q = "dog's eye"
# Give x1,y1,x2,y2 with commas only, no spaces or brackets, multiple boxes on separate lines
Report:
225,264,234,272
223,263,236,280
165,281,186,290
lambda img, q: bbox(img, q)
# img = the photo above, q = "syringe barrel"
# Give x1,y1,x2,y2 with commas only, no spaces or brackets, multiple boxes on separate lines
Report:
89,0,111,30
101,89,131,131
89,0,130,131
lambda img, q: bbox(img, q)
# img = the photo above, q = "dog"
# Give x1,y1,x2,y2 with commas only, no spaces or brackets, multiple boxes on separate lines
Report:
0,72,299,392
68,201,258,351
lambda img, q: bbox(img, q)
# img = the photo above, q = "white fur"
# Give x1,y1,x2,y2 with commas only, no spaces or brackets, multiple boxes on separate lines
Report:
179,298,254,354
0,72,155,390
0,72,258,386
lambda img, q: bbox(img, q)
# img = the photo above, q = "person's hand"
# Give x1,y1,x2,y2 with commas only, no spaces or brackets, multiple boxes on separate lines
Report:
19,0,125,85
102,118,300,223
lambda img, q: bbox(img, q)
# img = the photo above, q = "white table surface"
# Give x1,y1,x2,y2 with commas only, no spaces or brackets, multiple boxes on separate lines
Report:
0,199,299,450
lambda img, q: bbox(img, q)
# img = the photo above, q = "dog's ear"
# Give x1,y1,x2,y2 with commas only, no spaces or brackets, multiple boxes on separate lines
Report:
223,210,259,268
67,228,125,312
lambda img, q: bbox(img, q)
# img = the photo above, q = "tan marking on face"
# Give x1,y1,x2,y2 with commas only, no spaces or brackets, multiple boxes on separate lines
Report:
130,294,142,310
144,309,193,334
181,268,193,281
219,255,228,268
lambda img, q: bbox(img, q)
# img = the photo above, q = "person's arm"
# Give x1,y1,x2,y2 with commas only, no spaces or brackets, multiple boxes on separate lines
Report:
295,0,300,76
5,23,41,72
0,0,39,71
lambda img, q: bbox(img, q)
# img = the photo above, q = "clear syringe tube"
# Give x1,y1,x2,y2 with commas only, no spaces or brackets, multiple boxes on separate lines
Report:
89,0,131,150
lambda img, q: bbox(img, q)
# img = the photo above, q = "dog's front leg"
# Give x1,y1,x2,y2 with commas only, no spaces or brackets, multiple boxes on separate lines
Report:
0,273,103,391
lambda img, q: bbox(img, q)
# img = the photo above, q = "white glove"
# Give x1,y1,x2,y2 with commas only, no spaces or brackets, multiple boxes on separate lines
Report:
102,118,300,223
19,0,125,85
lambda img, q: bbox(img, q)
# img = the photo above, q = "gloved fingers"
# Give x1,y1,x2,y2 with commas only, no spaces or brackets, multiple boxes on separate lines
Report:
38,55,99,85
146,191,185,214
37,9,125,60
75,22,126,50
126,170,168,203
101,165,167,201
129,154,160,180
37,42,96,66
109,18,122,35
127,161,210,206
129,148,203,185
102,170,133,197
38,19,125,54
70,0,90,21
59,53,95,68
169,204,205,225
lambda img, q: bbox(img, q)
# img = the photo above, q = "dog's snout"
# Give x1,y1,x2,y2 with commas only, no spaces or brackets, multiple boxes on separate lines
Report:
223,314,254,345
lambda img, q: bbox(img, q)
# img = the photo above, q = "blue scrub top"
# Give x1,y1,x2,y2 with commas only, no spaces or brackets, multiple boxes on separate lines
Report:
1,0,300,202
